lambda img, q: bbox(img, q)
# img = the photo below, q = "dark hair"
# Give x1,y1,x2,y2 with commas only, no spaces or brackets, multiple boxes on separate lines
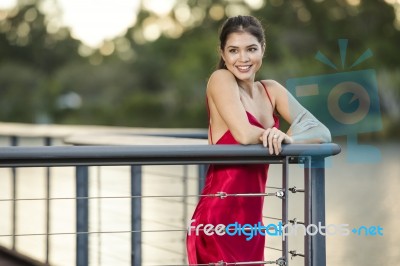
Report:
217,15,266,69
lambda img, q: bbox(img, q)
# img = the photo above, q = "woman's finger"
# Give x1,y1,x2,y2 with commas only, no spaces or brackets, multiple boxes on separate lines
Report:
272,134,279,155
277,134,285,154
262,128,271,147
268,128,277,154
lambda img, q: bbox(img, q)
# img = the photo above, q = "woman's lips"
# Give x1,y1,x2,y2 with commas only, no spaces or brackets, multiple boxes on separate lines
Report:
236,65,252,72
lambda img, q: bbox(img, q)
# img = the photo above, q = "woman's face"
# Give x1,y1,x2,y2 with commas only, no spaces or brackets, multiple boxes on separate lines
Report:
221,31,264,82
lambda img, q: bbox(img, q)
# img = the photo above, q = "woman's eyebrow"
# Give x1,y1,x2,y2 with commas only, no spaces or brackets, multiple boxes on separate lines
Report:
226,44,259,49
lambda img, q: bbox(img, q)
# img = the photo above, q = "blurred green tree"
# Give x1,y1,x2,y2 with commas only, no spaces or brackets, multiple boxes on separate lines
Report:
0,0,398,136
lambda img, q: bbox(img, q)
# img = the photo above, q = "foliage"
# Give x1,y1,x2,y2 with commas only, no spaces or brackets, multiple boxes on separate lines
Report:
0,0,399,137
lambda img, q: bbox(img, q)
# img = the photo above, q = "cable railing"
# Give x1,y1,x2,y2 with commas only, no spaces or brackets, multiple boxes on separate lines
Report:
0,123,340,266
0,139,340,266
0,122,209,265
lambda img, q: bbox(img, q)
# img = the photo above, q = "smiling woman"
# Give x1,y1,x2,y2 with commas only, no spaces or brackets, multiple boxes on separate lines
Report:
186,15,331,265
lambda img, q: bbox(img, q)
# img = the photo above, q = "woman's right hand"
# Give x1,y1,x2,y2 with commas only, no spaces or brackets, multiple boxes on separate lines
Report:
259,127,293,155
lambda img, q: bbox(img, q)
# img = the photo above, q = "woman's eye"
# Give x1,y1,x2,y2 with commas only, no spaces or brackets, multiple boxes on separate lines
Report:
229,49,238,54
249,47,257,52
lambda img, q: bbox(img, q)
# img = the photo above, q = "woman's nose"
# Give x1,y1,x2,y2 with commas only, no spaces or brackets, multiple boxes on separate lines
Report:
239,51,250,62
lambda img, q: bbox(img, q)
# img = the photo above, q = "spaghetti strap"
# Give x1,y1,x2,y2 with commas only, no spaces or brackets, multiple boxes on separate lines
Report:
260,81,280,128
205,96,213,144
260,81,273,106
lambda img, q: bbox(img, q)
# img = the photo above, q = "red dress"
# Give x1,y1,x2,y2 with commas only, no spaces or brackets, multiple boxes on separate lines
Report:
186,83,279,265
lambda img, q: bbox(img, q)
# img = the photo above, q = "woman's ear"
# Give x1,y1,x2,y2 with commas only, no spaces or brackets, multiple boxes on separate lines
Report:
220,48,226,62
262,43,266,56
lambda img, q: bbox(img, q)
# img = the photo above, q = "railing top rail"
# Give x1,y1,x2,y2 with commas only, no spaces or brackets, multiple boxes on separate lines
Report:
0,143,341,167
64,134,208,146
0,122,207,138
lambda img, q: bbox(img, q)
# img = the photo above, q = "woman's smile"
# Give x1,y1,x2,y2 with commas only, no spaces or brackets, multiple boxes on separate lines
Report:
236,64,253,72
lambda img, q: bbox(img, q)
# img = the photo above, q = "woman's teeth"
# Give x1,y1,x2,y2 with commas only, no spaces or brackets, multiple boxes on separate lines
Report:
237,65,251,71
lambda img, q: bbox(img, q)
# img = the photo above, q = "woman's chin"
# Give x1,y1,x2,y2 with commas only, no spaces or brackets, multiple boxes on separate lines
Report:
229,66,259,81
233,72,255,82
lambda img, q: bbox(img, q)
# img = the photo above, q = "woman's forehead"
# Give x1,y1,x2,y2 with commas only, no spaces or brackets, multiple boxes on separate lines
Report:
225,32,260,47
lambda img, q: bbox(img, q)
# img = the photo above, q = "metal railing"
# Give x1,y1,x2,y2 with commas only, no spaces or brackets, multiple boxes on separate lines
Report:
0,122,208,265
0,142,340,266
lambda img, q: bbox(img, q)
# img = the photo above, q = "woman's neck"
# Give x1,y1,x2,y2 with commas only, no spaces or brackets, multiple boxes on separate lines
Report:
237,78,256,97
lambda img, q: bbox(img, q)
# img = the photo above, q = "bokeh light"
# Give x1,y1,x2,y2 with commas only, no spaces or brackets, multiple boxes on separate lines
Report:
56,0,139,48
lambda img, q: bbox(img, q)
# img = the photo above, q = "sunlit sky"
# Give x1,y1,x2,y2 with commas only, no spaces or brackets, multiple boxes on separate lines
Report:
0,0,177,48
1,0,400,48
57,0,140,48
57,0,177,47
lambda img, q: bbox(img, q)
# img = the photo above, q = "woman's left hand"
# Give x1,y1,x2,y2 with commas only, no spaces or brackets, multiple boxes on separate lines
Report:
259,127,293,155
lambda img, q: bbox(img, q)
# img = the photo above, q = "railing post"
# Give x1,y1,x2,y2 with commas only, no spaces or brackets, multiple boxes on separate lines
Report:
76,166,89,266
10,135,18,251
44,136,52,265
197,164,208,195
304,156,326,266
182,165,188,264
282,157,289,264
131,165,142,266
304,156,312,265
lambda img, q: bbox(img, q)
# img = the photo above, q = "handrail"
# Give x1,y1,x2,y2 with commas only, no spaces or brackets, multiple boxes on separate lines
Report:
0,144,340,167
0,122,207,138
0,130,341,266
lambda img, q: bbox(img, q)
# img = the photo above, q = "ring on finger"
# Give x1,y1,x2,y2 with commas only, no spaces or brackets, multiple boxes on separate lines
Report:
273,134,278,140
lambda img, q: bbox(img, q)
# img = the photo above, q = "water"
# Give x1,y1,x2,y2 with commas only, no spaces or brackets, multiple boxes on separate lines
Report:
0,137,399,265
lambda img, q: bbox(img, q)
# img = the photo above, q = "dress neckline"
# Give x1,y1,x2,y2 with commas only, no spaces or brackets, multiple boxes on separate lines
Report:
215,111,279,144
244,111,265,129
208,81,279,145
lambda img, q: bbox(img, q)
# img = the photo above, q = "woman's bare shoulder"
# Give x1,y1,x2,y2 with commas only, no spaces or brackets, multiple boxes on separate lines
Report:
260,79,283,89
207,69,238,95
208,69,236,84
260,79,287,96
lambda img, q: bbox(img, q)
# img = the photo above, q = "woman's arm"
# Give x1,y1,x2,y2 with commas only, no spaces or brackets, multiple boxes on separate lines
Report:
207,70,264,144
264,80,331,144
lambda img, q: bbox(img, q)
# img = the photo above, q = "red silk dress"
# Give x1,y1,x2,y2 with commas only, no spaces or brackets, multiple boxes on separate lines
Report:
186,83,279,265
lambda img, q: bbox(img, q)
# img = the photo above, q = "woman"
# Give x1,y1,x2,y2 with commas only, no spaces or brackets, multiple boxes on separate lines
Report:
186,15,331,265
